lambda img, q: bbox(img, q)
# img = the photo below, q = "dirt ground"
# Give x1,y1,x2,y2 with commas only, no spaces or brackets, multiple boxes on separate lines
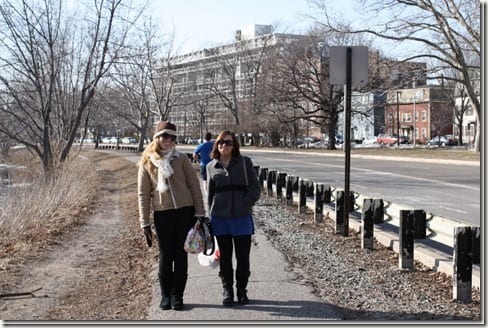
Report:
0,151,155,320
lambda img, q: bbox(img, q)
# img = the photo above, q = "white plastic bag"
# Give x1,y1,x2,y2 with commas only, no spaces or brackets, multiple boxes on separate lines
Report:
197,240,220,269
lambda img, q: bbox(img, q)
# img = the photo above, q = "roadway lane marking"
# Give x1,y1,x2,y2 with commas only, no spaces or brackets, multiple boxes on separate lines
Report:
437,206,469,214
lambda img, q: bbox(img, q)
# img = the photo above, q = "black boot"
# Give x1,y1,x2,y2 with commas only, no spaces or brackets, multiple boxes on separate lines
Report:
159,274,172,310
236,271,250,305
219,271,234,307
171,274,187,311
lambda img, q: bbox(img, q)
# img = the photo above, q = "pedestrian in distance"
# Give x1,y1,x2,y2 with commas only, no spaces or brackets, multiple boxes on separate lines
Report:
137,121,205,311
193,132,214,185
206,130,261,307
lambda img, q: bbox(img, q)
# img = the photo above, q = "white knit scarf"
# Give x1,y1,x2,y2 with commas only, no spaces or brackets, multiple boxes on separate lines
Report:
150,149,175,194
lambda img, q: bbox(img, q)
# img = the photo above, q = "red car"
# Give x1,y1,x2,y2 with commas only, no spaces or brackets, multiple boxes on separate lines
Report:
376,134,409,145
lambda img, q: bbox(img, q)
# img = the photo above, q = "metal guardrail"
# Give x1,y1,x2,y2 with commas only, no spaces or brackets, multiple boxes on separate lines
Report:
259,167,480,302
95,144,140,152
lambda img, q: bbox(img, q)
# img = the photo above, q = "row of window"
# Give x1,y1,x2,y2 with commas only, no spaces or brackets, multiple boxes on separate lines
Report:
387,110,427,122
387,128,428,138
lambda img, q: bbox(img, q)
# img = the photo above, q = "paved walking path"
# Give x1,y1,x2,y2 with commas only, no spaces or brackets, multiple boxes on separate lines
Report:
146,228,342,322
122,151,342,322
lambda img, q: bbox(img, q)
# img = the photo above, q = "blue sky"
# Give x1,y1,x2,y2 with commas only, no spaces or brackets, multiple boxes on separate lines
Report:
150,0,333,54
147,0,417,58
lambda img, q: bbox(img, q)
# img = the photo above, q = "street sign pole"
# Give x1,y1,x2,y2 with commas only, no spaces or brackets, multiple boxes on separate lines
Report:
329,45,368,237
343,47,352,237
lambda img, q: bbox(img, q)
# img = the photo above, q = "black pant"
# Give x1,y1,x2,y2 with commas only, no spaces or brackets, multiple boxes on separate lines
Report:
216,235,252,275
154,207,196,279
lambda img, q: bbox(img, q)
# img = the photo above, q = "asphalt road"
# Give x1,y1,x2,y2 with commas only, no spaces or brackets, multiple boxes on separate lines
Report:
245,149,480,226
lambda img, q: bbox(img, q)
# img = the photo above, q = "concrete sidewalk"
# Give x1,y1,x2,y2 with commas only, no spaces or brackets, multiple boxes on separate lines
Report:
145,228,342,321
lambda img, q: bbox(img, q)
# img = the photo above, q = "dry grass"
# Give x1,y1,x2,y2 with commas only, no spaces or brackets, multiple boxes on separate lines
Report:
0,150,99,255
0,150,154,320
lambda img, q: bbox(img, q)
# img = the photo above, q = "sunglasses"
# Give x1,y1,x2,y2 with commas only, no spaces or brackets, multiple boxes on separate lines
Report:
161,133,176,141
218,140,234,146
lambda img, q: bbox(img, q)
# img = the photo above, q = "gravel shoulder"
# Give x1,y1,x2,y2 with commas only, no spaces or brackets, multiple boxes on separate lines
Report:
0,149,481,322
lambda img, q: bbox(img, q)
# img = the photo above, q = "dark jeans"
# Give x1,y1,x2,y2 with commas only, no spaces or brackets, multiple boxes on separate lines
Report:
199,164,207,181
216,235,252,275
154,206,196,279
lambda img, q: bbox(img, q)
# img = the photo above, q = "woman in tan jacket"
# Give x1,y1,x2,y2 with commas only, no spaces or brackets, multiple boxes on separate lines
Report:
137,121,205,311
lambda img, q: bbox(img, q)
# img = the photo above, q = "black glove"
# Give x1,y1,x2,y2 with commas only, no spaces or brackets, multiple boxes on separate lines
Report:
143,226,153,247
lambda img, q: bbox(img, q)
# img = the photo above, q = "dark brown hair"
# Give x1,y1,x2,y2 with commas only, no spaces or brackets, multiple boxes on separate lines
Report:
211,130,240,160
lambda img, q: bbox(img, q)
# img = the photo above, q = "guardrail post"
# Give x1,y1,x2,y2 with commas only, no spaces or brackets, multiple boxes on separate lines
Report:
253,166,260,179
298,178,307,214
306,180,314,197
276,172,287,200
361,198,374,249
324,184,332,203
373,199,384,224
453,226,476,302
291,176,299,192
259,168,268,189
399,210,415,271
335,190,345,235
285,175,294,206
472,227,480,265
314,183,324,223
413,210,426,239
267,170,275,196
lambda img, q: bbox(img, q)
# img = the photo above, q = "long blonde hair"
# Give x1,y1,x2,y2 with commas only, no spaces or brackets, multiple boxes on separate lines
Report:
137,138,167,175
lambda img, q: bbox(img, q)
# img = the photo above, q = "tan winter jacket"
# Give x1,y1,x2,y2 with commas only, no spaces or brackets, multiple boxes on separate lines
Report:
138,150,205,228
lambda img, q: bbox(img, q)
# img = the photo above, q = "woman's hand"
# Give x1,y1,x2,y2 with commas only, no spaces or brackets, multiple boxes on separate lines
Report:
143,226,153,247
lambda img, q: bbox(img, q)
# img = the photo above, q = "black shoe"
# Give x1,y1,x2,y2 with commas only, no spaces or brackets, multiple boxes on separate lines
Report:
159,296,171,310
223,289,234,307
171,295,184,311
237,289,249,305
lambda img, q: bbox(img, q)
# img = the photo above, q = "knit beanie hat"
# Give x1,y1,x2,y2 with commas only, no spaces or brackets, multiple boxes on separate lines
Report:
153,121,177,140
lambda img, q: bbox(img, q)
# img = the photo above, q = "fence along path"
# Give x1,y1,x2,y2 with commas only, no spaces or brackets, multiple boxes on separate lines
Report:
257,166,479,302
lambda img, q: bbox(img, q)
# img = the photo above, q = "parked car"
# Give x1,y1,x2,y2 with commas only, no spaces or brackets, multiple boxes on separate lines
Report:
376,134,409,145
426,135,457,146
297,136,321,148
121,137,137,144
362,136,378,145
376,134,397,145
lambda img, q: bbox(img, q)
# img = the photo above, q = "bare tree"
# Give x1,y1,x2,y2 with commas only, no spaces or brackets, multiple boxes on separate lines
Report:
266,32,347,149
313,0,481,152
0,0,145,179
206,34,273,128
101,16,167,151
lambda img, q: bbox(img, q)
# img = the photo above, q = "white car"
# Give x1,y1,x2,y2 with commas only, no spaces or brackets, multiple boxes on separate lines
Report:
122,137,137,144
362,136,378,145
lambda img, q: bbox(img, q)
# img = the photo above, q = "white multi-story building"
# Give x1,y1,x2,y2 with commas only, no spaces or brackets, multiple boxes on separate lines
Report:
160,25,304,140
